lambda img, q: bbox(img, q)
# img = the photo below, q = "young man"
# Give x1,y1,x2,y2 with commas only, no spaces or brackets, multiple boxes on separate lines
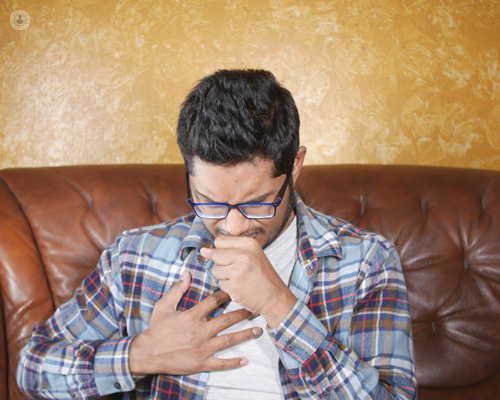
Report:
17,70,417,399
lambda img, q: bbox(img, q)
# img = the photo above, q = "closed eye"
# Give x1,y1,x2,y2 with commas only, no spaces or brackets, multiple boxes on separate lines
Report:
194,189,277,205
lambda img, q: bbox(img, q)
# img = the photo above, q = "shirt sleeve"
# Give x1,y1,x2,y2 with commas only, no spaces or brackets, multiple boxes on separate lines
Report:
268,243,417,400
16,237,139,399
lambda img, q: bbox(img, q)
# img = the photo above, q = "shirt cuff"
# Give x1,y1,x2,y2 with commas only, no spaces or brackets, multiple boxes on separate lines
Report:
94,337,137,395
268,299,329,369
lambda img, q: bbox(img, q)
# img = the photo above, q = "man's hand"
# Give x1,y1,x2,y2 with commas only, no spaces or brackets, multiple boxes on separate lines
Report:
129,272,262,376
200,236,297,328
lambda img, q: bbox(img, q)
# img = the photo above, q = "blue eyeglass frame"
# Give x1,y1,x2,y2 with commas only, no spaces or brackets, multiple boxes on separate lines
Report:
186,164,293,219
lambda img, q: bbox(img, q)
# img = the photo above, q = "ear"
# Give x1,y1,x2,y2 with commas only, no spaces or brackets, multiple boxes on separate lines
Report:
292,146,307,185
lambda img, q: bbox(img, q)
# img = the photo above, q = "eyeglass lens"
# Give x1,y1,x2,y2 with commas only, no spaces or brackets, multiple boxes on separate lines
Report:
194,204,276,219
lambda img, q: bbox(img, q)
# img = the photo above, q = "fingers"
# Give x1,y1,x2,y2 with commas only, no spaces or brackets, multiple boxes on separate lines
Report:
200,247,213,260
202,326,264,372
214,247,242,264
211,265,230,281
209,327,263,355
190,290,231,318
204,356,249,372
156,271,191,313
213,235,255,249
206,308,257,336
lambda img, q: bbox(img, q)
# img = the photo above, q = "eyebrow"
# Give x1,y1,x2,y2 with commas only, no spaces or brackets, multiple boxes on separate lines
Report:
193,188,277,204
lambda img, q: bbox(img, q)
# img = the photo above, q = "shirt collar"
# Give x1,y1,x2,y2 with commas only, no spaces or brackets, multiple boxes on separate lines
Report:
179,192,343,275
179,214,214,264
294,193,342,278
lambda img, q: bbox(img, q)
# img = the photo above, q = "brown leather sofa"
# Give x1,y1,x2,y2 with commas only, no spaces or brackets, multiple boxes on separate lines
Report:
1,164,499,399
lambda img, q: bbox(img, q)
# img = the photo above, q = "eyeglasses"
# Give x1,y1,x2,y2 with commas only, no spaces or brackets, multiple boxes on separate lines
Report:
186,165,292,219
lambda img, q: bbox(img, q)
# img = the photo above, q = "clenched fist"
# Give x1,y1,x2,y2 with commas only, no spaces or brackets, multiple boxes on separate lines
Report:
201,236,297,328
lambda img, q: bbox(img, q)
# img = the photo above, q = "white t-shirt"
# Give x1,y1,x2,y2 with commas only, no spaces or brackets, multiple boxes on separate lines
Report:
204,216,298,399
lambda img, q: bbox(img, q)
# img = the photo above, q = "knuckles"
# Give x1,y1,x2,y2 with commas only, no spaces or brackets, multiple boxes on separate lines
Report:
238,252,253,267
211,291,229,305
219,313,234,327
203,291,224,309
214,359,228,371
223,333,235,348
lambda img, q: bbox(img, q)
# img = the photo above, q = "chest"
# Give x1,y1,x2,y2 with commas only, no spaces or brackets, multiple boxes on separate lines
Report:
121,249,358,342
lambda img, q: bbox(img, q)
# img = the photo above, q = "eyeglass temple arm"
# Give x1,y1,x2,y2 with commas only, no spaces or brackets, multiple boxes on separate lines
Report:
185,171,192,202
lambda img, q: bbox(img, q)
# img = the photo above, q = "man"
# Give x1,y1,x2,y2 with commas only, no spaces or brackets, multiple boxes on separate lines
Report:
17,69,417,399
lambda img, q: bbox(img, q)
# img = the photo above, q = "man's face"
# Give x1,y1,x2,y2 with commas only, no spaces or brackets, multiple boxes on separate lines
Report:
188,157,296,249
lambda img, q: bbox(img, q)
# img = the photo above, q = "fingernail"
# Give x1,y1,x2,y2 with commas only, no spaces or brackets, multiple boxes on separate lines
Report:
240,359,247,366
252,328,261,336
252,311,259,317
180,272,187,281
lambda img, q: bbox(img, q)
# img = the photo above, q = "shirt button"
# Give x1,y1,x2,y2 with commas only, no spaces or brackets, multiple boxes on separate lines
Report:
286,341,295,351
71,394,77,399
324,390,330,398
114,381,121,389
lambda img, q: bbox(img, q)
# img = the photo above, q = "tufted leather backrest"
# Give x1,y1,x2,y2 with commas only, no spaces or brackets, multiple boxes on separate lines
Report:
296,165,500,399
0,164,499,400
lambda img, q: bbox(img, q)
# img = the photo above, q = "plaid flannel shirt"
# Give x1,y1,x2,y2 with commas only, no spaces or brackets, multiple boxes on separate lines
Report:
17,193,417,399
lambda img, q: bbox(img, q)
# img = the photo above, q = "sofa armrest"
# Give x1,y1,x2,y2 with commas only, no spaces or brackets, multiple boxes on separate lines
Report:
0,291,7,400
0,176,56,400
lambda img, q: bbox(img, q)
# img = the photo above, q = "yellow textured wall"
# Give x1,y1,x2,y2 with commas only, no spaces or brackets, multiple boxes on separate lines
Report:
1,0,499,170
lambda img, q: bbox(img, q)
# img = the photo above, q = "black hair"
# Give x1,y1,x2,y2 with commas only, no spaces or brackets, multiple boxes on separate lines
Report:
176,69,300,178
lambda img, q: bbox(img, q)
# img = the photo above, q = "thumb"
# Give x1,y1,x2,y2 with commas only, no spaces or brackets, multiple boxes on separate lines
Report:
158,271,191,313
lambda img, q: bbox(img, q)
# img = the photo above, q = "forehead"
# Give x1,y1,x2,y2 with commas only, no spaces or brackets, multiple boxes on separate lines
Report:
189,157,279,203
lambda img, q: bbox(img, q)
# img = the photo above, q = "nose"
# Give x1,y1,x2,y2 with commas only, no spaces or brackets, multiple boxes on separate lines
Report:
221,208,252,236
